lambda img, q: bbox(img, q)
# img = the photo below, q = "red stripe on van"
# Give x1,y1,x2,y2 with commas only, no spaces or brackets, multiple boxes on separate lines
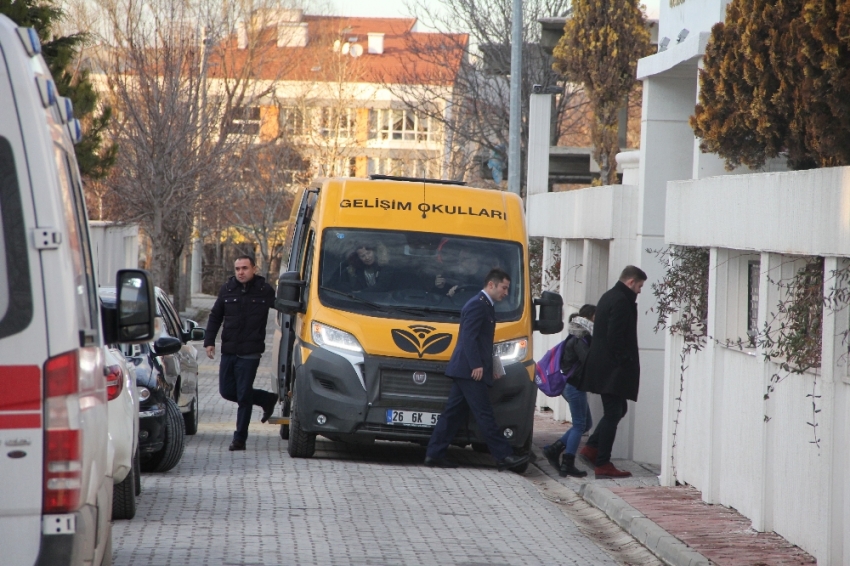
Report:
0,413,41,429
0,366,41,411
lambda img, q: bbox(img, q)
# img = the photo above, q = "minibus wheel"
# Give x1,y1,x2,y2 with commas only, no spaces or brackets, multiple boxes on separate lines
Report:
287,390,316,458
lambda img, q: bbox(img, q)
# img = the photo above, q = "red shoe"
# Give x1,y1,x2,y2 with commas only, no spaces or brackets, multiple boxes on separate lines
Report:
579,445,598,466
594,462,632,479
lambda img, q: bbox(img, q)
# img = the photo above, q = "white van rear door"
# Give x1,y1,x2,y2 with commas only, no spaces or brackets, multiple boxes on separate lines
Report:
0,30,49,565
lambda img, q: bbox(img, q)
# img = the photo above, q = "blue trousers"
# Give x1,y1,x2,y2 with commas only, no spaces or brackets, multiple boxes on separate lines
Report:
426,378,513,462
219,354,275,442
558,384,593,455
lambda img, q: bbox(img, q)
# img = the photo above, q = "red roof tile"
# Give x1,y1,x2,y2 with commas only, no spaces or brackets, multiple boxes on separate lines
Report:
208,16,467,87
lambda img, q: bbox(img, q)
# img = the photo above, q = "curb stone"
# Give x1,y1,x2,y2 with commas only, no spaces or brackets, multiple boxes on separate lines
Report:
578,482,712,566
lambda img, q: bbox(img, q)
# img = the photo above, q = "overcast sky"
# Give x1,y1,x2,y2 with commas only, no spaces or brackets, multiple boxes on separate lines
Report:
333,0,661,22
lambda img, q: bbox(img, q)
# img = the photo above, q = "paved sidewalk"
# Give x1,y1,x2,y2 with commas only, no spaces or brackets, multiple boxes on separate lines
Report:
533,411,817,566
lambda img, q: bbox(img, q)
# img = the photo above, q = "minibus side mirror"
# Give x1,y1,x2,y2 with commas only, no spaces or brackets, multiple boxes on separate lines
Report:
181,319,206,343
114,269,157,343
532,291,564,335
276,271,305,314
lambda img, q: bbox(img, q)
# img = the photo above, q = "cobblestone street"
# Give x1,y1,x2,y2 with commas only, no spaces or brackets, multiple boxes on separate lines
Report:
111,309,653,566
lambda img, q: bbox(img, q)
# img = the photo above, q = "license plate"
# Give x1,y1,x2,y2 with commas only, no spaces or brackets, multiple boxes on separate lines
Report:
386,409,440,427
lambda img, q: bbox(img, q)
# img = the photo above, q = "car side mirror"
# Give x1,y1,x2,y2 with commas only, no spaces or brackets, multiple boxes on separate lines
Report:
532,291,564,335
115,269,156,343
275,271,305,314
152,335,182,356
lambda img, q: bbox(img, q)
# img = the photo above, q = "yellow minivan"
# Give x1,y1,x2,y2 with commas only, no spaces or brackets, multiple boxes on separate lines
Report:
270,175,563,463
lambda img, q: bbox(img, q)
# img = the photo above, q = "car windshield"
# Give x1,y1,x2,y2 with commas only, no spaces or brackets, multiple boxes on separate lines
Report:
318,228,524,322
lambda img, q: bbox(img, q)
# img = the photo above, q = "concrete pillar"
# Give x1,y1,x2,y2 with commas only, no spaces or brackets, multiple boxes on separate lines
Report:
822,257,849,565
526,94,553,196
631,74,698,465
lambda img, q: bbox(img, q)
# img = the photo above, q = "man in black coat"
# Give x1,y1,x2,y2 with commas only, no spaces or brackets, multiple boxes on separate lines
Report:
578,265,647,478
204,255,278,451
424,268,528,472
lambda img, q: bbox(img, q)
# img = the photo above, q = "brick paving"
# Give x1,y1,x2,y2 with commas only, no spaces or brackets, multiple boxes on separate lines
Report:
112,296,629,566
533,410,817,566
608,486,816,566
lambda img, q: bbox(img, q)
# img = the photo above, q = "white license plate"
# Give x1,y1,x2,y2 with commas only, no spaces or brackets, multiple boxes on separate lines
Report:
386,409,440,427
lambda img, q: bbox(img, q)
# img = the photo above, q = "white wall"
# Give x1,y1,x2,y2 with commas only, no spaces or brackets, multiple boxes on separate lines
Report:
662,170,850,565
89,222,139,287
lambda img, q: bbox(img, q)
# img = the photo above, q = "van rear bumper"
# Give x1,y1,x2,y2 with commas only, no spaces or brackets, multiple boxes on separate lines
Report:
36,504,100,566
294,348,535,449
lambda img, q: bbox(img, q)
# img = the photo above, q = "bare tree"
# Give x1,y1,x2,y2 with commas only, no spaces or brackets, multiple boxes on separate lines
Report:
225,142,308,278
392,0,582,190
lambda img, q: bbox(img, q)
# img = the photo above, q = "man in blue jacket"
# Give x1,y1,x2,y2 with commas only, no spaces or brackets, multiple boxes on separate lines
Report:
424,268,529,472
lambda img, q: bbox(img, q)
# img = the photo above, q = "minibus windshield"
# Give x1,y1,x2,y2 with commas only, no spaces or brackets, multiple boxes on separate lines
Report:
318,228,524,322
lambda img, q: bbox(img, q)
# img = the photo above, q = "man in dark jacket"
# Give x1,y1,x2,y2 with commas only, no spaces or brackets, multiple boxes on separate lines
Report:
578,265,647,478
204,255,278,451
424,269,528,472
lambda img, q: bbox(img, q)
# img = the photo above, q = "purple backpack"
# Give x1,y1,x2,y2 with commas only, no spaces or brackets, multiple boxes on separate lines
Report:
534,336,579,397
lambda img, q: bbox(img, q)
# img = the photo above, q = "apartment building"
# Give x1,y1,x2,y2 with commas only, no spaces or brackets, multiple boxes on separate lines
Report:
209,10,467,179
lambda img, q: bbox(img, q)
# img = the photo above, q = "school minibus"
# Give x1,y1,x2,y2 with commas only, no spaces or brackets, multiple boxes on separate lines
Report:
270,175,563,465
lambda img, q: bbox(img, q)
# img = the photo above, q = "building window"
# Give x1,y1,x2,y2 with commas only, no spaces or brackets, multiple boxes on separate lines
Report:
318,107,355,139
368,109,437,142
280,106,310,136
747,260,760,345
230,106,261,136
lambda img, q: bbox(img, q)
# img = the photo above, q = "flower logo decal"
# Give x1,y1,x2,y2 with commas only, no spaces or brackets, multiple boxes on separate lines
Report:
391,325,453,358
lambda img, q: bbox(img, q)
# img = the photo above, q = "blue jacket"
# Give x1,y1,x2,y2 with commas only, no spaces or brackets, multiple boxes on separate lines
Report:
445,291,497,386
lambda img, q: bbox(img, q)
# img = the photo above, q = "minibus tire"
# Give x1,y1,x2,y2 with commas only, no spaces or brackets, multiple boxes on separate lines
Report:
143,398,186,472
112,462,137,520
471,442,489,454
279,396,291,440
287,391,315,458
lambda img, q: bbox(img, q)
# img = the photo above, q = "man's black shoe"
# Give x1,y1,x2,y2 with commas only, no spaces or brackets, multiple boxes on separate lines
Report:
424,456,459,468
261,394,279,423
229,439,246,451
496,454,529,472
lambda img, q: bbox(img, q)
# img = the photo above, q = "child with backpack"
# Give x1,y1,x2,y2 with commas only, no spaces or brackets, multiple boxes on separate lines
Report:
542,304,596,477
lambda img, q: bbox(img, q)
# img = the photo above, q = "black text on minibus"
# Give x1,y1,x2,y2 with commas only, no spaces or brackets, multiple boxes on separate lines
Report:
340,199,412,210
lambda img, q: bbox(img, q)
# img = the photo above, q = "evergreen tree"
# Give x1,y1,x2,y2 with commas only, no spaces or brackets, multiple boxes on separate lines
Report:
552,0,651,185
0,0,116,179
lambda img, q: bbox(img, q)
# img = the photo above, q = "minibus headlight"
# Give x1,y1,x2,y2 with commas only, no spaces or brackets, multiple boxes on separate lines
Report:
312,322,363,354
493,337,528,365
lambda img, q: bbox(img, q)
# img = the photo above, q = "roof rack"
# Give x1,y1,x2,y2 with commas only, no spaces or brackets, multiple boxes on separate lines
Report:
367,174,467,186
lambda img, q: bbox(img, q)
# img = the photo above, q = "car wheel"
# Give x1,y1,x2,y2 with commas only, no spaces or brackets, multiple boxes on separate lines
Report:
112,461,137,520
279,395,291,440
183,395,199,436
133,448,141,496
145,398,186,473
286,389,315,458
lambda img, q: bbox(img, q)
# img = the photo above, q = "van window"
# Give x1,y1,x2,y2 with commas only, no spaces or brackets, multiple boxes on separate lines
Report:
54,144,99,343
0,137,34,338
318,228,524,322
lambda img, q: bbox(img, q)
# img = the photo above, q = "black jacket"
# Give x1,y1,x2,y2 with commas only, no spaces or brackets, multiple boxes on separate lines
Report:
204,275,275,355
445,292,497,386
580,281,641,401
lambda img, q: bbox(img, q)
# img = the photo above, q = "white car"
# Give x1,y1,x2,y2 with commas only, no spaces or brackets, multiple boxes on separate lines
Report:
105,345,139,520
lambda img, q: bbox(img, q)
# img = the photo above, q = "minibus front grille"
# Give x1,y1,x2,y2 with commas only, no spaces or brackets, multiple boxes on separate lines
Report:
379,368,453,403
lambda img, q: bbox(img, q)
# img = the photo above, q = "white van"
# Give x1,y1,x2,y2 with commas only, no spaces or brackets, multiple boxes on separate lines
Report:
0,14,156,565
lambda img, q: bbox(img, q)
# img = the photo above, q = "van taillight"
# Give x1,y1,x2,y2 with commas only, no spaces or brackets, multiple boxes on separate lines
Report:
43,350,83,513
105,364,123,401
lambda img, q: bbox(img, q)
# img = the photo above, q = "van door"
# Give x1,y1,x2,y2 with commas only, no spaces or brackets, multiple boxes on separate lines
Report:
274,189,317,429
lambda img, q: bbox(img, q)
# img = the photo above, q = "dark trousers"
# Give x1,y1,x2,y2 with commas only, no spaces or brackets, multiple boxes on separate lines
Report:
426,378,513,462
586,394,628,466
219,354,274,442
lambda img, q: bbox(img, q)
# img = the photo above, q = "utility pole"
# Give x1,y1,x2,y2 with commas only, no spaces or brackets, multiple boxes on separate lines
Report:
508,0,522,195
190,24,211,298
